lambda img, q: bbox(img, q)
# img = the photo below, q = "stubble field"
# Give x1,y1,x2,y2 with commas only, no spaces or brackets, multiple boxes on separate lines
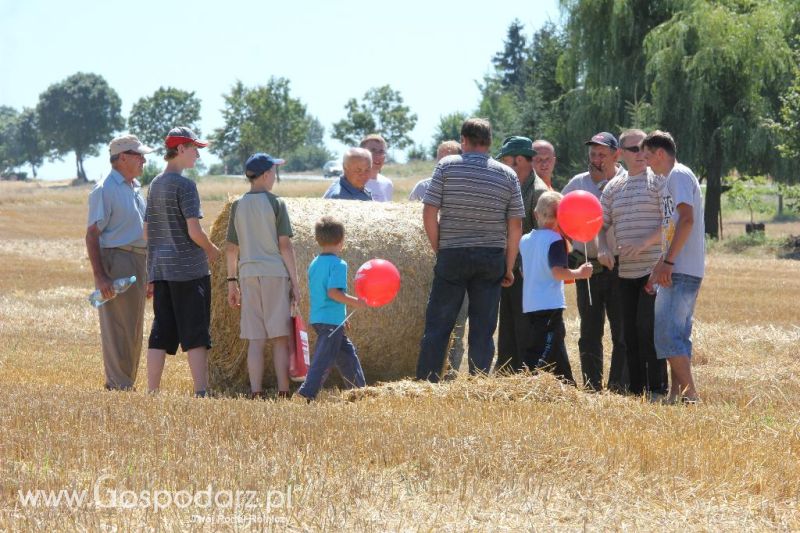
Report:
1,176,799,531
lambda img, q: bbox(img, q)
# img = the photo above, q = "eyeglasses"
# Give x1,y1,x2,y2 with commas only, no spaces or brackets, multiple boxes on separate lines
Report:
622,146,641,153
369,149,387,156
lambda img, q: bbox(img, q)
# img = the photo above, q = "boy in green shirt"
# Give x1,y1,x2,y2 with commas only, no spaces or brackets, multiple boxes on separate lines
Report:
226,153,301,399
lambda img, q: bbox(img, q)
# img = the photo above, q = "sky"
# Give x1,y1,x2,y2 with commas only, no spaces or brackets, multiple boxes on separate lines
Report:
0,0,561,180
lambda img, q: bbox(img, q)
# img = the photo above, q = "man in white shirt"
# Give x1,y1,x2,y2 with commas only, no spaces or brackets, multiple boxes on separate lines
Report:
643,130,705,403
360,134,394,202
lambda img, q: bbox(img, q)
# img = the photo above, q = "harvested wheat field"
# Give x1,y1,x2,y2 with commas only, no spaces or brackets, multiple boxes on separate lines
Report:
1,180,800,531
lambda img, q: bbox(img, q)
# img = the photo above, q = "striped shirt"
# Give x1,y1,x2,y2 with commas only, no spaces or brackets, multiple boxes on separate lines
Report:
561,166,626,257
601,169,665,279
422,152,525,249
145,172,209,282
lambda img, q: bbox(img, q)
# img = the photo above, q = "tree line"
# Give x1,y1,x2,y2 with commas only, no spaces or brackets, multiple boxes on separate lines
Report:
1,0,798,238
470,0,800,238
0,71,419,183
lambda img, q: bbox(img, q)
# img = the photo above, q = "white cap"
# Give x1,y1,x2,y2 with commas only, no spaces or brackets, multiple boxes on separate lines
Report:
109,135,155,156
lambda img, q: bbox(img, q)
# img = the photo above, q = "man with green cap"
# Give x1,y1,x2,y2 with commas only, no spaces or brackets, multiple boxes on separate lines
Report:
496,136,551,373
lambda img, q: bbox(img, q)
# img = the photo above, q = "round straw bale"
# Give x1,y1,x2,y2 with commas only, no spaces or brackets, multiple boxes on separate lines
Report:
208,197,444,395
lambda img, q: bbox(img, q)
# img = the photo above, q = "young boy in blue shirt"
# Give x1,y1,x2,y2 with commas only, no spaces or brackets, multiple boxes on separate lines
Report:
519,191,593,385
297,216,368,400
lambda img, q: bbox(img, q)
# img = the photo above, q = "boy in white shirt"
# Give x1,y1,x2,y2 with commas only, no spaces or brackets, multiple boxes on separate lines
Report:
519,192,593,385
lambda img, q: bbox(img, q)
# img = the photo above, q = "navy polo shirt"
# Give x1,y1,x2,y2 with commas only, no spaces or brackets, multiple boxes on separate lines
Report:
322,176,373,201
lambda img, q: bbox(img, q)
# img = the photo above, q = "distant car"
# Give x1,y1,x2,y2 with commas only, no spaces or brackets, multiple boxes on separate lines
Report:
323,160,343,179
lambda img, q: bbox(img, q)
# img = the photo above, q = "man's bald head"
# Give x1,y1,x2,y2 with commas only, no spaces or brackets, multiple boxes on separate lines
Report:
532,139,556,183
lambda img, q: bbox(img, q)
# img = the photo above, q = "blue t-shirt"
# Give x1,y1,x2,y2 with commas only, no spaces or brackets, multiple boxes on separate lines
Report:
308,253,348,325
87,170,146,248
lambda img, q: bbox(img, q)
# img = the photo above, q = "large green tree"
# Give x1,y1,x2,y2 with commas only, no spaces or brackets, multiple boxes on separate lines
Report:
14,108,46,178
492,18,529,95
332,85,418,149
644,0,795,237
210,81,250,169
36,72,124,183
0,106,20,175
211,78,315,172
431,111,468,156
128,87,202,153
477,20,568,165
772,47,800,170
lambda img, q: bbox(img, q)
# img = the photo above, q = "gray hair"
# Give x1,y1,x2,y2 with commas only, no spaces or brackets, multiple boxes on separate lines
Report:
535,191,563,225
343,147,372,170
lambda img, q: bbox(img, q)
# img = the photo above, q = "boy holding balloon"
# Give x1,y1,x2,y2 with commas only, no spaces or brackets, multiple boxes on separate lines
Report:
519,191,593,384
297,217,368,400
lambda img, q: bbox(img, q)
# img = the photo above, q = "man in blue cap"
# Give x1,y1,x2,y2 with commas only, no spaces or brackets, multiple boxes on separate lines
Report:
225,153,301,399
562,132,629,392
495,136,551,373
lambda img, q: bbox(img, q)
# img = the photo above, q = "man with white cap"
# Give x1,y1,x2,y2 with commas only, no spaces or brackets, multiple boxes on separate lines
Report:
86,134,154,390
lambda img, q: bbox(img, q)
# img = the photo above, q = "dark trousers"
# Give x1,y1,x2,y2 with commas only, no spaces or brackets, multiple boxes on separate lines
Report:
574,263,628,391
298,323,366,399
416,247,505,382
496,268,533,373
525,309,575,385
619,275,668,395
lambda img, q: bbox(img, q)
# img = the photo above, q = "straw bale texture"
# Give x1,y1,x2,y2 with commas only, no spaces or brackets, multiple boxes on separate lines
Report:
208,197,442,394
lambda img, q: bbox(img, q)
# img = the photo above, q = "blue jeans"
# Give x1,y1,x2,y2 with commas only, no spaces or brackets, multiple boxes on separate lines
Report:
298,323,366,399
416,247,506,382
654,273,702,359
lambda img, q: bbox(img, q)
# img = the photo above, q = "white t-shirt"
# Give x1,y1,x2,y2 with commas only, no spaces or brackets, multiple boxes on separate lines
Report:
661,162,705,278
520,228,566,313
365,173,394,202
408,178,431,202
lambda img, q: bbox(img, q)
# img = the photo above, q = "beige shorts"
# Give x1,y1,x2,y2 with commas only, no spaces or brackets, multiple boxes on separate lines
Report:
240,276,292,340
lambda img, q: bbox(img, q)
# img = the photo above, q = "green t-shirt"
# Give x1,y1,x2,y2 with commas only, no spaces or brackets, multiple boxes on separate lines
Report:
226,191,293,278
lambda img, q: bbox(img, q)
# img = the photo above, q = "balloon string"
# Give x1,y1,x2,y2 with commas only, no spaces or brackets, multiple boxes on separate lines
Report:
585,241,593,307
328,310,356,337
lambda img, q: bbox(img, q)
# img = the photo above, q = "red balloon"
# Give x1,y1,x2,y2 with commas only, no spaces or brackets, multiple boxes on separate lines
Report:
354,259,401,307
557,190,603,242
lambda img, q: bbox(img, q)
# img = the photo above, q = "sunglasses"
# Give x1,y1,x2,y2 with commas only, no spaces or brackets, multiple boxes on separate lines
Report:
622,146,641,153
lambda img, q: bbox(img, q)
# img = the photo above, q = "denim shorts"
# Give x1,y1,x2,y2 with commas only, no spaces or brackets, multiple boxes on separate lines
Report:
654,273,702,359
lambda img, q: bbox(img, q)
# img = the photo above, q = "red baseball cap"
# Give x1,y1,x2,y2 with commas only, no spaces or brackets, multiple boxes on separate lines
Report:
165,126,209,149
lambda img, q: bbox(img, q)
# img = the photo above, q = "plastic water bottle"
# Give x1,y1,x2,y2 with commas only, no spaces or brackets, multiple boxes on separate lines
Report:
88,275,137,308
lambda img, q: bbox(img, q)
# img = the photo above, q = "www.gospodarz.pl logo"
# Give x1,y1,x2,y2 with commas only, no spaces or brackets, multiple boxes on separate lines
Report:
17,474,296,513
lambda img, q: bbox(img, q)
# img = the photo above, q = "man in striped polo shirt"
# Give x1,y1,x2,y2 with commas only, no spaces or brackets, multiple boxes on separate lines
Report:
599,129,668,397
416,118,525,382
562,132,628,392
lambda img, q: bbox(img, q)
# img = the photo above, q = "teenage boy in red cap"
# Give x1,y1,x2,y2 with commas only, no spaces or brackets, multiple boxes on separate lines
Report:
145,127,220,397
225,153,301,399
